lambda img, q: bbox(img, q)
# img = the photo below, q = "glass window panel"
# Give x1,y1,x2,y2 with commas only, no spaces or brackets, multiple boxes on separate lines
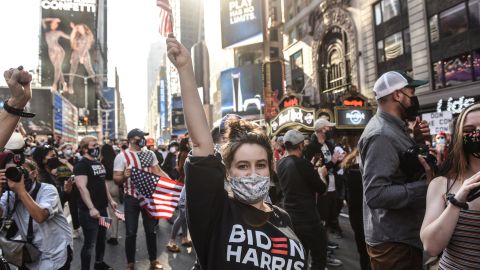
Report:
473,50,480,80
439,3,467,39
384,32,404,60
403,28,411,53
382,0,400,23
429,15,439,42
377,40,385,62
432,61,443,89
375,3,382,25
444,54,472,87
470,0,480,28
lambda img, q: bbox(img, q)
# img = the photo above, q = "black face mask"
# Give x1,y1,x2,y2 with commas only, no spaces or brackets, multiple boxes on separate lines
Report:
121,144,128,150
464,129,480,159
137,138,146,148
88,147,100,158
46,157,61,170
398,91,420,121
325,130,334,141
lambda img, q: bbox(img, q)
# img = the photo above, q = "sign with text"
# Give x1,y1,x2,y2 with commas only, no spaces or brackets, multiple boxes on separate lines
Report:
422,111,453,135
269,107,315,136
436,96,476,114
335,107,374,129
221,0,263,48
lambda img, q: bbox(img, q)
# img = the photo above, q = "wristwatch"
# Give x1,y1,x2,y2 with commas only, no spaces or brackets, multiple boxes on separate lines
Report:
446,193,469,210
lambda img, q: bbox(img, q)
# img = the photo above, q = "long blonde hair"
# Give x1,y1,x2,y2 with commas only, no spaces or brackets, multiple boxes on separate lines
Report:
440,103,480,182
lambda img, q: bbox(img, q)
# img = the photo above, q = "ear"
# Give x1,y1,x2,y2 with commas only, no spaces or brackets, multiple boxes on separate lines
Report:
391,90,401,102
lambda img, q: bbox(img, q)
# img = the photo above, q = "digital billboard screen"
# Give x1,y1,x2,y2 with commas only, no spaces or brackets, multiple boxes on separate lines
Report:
220,0,264,48
40,0,98,124
220,64,264,118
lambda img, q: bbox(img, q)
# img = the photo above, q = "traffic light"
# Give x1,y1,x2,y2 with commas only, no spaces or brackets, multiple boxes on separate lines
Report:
83,116,89,126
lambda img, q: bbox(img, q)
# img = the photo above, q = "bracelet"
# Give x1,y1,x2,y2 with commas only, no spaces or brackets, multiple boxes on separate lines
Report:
3,99,35,118
446,193,469,210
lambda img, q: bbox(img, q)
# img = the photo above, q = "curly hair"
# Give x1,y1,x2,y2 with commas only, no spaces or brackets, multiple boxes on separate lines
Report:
221,119,274,175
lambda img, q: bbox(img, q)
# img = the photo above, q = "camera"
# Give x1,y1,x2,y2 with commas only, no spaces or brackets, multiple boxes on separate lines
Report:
5,166,28,183
401,144,438,181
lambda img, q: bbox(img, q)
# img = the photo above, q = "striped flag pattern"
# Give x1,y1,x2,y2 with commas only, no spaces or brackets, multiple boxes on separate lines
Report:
99,216,112,229
157,0,173,36
114,209,125,221
130,167,184,219
271,237,289,255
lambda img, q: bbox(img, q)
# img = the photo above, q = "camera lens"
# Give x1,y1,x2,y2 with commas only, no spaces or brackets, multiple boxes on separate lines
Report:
5,167,23,183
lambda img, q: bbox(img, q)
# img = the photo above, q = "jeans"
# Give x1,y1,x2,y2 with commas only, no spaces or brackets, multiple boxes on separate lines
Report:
78,207,107,270
289,214,327,270
124,195,158,263
317,191,342,234
170,206,187,239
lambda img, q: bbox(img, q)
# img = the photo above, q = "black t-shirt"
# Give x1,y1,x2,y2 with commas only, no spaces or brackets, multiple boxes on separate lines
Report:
276,156,326,222
185,155,306,270
73,158,108,210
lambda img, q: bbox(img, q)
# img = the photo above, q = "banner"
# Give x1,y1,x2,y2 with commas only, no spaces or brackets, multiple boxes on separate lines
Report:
159,79,167,129
220,64,264,119
221,0,264,48
102,87,116,139
422,111,453,135
40,0,98,125
269,107,316,136
54,93,78,143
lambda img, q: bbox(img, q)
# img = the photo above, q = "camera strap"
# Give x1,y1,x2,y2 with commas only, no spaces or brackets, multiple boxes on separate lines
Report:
26,183,41,244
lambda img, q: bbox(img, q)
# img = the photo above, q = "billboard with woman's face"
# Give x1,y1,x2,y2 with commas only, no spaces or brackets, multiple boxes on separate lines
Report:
39,0,98,124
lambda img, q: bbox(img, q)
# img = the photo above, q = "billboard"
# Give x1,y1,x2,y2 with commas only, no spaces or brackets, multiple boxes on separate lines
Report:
102,87,116,139
335,107,375,129
54,93,78,143
159,79,167,129
40,0,98,125
220,64,264,118
0,88,54,135
221,0,264,48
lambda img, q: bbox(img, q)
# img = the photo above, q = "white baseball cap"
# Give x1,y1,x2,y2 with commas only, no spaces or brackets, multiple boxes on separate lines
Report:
283,130,305,145
314,118,335,131
373,71,428,100
5,132,25,150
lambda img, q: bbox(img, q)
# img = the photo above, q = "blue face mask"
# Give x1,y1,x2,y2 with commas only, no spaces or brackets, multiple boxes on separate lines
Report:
437,138,446,145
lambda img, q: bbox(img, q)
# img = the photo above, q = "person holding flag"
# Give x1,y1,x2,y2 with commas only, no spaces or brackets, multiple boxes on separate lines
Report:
74,136,117,270
113,128,170,270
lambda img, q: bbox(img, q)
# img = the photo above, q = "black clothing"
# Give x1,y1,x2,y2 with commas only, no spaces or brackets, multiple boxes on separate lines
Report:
101,158,113,180
153,150,164,166
73,158,108,210
162,152,179,179
185,155,306,270
276,155,326,221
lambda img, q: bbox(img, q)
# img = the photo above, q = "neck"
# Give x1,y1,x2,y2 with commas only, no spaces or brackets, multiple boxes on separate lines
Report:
130,145,140,151
252,201,271,212
317,134,326,144
380,103,403,121
287,149,302,158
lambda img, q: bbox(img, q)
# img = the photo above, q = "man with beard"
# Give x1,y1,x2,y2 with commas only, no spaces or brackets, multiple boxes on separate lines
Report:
358,71,433,270
113,129,170,270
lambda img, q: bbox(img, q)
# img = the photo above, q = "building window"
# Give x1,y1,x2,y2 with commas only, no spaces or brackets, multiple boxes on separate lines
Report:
270,29,278,41
470,0,480,28
377,40,385,62
433,53,473,89
290,50,304,92
439,3,468,39
291,50,303,70
384,32,404,61
374,0,401,25
429,15,439,43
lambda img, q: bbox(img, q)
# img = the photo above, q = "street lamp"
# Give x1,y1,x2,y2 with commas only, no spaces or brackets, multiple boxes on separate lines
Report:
63,73,108,114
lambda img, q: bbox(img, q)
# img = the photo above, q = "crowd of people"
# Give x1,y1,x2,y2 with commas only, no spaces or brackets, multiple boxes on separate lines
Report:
0,37,479,270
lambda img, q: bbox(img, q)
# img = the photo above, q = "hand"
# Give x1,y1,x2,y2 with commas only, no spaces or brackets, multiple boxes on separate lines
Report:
89,207,100,219
6,173,26,194
166,34,192,70
3,67,32,109
64,178,74,193
413,117,431,144
318,166,328,178
418,155,434,185
454,171,480,203
110,201,118,210
124,169,131,178
59,158,70,165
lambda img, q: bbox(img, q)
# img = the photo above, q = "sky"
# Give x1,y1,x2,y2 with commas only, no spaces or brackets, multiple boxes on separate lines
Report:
0,0,163,131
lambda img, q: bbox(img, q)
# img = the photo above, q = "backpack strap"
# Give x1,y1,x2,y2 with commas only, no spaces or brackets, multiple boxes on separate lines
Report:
26,183,42,244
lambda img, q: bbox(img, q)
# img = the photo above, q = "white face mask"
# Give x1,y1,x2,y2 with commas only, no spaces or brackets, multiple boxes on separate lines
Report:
230,174,270,204
169,147,177,153
64,149,73,157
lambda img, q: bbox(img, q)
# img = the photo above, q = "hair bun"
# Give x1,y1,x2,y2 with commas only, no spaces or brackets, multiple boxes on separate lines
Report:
224,119,261,141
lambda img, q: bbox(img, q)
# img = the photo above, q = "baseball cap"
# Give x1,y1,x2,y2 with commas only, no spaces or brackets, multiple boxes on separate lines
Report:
373,71,428,100
4,132,25,150
283,130,305,145
314,118,335,131
127,128,149,139
146,137,155,146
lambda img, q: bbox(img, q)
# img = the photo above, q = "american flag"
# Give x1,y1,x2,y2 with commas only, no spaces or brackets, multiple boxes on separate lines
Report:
114,209,125,221
157,0,173,36
99,216,112,229
130,167,184,219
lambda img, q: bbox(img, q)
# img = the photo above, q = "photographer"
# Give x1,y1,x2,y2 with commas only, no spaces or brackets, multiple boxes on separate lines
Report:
0,153,72,269
358,71,433,270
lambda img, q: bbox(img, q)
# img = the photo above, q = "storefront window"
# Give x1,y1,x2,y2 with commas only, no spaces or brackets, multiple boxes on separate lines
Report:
432,61,443,89
474,50,480,80
444,54,472,87
377,40,385,62
384,32,404,61
429,15,439,43
439,3,468,39
470,0,480,28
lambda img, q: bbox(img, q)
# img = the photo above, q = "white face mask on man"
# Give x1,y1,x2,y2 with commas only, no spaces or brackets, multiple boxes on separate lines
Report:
169,147,177,153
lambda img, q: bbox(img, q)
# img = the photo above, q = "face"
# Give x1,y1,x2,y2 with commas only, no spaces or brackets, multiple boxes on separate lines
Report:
87,140,99,151
79,25,86,35
395,87,416,108
51,20,59,30
44,149,57,164
228,143,270,178
463,111,480,134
